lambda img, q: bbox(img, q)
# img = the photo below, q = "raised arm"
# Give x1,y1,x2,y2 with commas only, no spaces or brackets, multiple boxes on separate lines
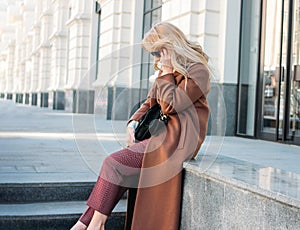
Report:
155,63,210,115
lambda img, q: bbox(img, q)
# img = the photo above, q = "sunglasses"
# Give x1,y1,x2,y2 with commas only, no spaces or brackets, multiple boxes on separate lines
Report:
150,51,161,57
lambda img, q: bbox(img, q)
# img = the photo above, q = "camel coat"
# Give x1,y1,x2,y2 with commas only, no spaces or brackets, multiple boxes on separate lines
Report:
126,63,210,230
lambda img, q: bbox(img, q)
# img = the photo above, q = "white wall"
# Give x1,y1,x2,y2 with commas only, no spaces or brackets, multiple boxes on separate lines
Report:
0,1,8,93
49,0,69,91
37,0,53,92
65,0,92,90
218,0,241,84
93,0,134,88
162,0,241,84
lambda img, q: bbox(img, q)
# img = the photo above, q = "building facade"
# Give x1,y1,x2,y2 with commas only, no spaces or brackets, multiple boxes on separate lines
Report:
0,0,299,146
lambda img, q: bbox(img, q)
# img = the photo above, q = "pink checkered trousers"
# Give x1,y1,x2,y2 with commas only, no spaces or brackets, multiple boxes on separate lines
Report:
79,139,149,226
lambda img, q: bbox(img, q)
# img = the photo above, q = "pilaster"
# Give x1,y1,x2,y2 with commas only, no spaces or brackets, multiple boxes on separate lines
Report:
0,2,7,95
36,0,53,108
64,0,93,113
65,12,91,89
161,0,220,70
5,41,16,94
30,21,41,93
49,0,68,91
18,1,35,100
93,0,132,88
0,53,6,94
48,0,69,110
92,0,134,119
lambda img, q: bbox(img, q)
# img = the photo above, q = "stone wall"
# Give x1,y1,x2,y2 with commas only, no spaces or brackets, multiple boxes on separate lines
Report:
181,159,300,229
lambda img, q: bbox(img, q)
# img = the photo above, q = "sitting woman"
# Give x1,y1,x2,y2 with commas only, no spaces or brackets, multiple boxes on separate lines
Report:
71,22,210,230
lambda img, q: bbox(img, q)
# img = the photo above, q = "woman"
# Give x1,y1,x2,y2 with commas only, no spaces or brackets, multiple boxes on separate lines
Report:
71,22,210,230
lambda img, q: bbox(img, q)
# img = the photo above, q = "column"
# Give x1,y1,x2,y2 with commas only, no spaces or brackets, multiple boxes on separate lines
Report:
5,40,16,100
24,34,32,104
65,0,93,113
49,0,69,110
1,1,18,100
12,5,23,103
217,0,241,135
0,53,5,98
21,1,35,105
93,0,134,119
30,0,42,106
0,2,6,98
37,0,53,107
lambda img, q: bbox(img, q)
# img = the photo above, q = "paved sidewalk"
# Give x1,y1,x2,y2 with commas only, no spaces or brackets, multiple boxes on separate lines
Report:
0,99,300,200
0,99,127,183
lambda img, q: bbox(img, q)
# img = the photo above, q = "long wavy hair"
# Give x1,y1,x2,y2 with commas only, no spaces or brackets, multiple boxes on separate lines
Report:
142,22,209,78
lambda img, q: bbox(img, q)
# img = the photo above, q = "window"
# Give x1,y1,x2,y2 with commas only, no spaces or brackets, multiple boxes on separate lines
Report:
139,0,162,101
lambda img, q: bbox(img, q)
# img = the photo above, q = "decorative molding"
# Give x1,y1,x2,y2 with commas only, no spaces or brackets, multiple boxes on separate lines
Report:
49,31,67,41
32,22,41,29
40,9,53,17
66,13,91,26
31,49,40,57
37,41,52,49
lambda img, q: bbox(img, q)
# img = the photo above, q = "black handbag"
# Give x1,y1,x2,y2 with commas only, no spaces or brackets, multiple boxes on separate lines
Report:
134,103,169,141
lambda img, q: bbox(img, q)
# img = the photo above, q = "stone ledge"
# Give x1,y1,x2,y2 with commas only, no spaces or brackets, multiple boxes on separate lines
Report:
185,156,300,209
180,156,300,229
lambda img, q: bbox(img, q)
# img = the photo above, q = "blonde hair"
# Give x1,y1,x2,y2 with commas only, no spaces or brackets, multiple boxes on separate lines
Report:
142,22,209,78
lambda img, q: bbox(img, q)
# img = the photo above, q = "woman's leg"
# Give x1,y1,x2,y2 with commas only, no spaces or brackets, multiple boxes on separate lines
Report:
87,210,107,230
71,140,148,229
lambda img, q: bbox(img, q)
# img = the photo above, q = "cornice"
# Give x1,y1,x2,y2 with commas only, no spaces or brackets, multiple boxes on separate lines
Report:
66,13,91,26
37,41,52,50
39,9,53,19
49,31,67,41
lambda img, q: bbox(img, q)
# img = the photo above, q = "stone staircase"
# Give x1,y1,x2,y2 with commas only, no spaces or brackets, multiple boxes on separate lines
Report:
0,182,126,229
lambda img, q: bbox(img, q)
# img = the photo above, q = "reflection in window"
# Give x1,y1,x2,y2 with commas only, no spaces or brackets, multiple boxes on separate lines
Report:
290,0,300,137
261,0,284,134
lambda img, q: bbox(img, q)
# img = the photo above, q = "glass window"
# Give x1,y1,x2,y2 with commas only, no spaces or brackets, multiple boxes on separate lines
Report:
152,0,163,9
138,0,162,102
258,0,289,140
260,0,285,136
151,8,162,25
237,0,261,136
144,0,152,12
257,0,300,145
143,12,152,35
289,0,300,138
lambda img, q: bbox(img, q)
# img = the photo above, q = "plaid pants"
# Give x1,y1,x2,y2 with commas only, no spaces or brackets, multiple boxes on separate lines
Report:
79,140,148,226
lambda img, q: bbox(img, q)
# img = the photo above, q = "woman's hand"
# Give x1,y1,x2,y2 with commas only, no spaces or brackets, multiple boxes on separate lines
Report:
126,121,138,147
160,48,173,75
127,127,135,147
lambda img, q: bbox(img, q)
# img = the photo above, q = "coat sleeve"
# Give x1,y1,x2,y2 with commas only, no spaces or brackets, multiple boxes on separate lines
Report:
128,97,151,123
155,63,210,115
127,82,158,123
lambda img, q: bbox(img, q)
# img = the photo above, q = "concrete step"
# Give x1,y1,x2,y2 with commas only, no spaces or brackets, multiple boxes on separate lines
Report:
0,182,95,203
0,200,126,230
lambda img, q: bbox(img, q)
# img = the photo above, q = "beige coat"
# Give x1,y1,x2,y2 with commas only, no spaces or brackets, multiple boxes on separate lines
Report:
126,63,210,230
